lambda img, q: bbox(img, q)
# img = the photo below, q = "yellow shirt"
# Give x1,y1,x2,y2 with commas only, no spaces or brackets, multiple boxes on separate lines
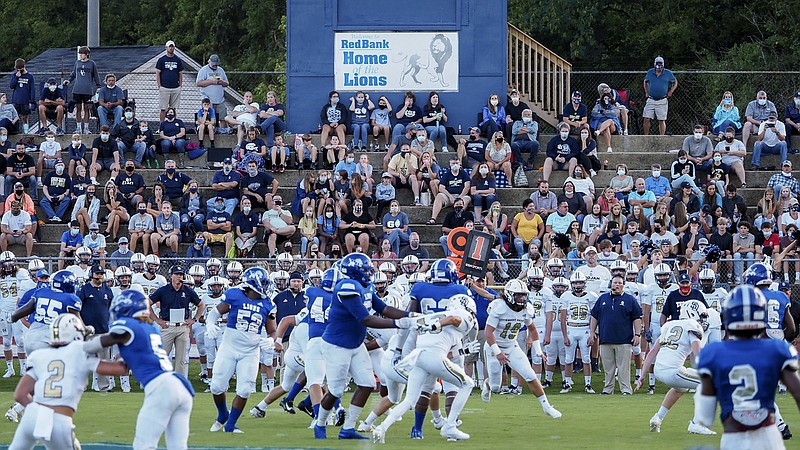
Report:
299,216,317,236
514,212,542,243
388,153,418,177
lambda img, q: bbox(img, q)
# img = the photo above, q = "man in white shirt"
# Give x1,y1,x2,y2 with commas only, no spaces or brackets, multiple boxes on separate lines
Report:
222,91,260,143
575,246,611,295
750,112,788,170
261,195,296,257
0,200,33,256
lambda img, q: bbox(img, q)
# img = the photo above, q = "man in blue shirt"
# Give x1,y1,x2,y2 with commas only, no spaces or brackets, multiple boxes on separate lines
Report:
41,160,72,223
78,265,115,391
643,56,678,136
241,160,278,210
589,276,642,395
207,157,241,215
562,90,588,135
97,73,125,127
627,178,657,216
9,58,35,132
155,40,185,122
661,272,708,325
233,197,260,257
543,122,579,182
429,156,471,223
155,160,191,208
644,164,671,203
115,161,146,212
272,272,307,343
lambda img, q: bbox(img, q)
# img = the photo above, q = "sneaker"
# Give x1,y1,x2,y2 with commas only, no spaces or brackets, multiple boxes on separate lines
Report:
431,416,446,430
559,382,571,394
499,386,510,395
687,420,717,435
480,379,492,403
210,421,225,432
410,427,424,439
585,384,595,394
357,421,374,432
36,128,47,136
83,124,91,135
623,129,629,136
250,406,266,418
543,405,562,419
649,414,662,432
298,401,314,418
440,424,470,441
3,368,15,378
224,428,244,434
4,406,19,423
647,386,655,395
314,424,327,439
338,428,368,440
384,144,390,151
542,380,552,389
511,385,523,395
779,386,787,395
120,378,131,393
90,177,99,185
590,169,597,177
280,398,296,414
606,147,613,153
74,126,82,135
55,127,64,136
371,426,385,443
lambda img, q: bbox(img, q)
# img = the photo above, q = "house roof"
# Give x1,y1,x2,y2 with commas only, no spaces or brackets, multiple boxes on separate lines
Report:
24,45,168,77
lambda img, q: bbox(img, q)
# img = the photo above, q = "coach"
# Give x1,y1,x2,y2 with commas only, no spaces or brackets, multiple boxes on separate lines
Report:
78,265,114,391
149,265,204,376
661,271,707,325
589,275,642,395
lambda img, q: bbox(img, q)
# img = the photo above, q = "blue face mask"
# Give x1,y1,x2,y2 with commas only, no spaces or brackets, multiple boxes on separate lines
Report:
195,239,204,246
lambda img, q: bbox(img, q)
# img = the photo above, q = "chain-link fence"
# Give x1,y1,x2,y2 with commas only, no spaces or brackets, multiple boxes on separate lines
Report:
569,71,800,136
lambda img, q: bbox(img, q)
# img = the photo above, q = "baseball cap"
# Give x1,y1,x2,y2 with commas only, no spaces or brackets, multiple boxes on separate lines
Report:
382,172,391,178
209,54,220,65
783,160,793,167
165,40,175,48
46,77,57,85
698,237,709,245
654,56,665,64
584,246,598,254
680,181,691,189
469,126,480,132
289,271,303,281
118,237,129,244
795,91,800,98
89,222,99,230
124,106,133,112
214,196,224,203
170,265,185,275
223,157,232,164
678,272,690,284
13,182,23,188
689,216,700,224
630,239,640,246
91,265,105,274
571,90,582,97
405,123,417,132
36,269,49,278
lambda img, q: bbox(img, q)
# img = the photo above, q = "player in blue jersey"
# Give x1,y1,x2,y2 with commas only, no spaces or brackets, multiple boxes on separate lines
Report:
313,253,422,440
205,267,276,434
696,285,800,449
14,270,51,333
83,289,195,450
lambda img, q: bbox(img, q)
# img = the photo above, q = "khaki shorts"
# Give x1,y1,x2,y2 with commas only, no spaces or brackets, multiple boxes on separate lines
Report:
235,236,257,251
5,233,29,245
643,97,668,120
441,193,469,207
159,87,182,111
207,232,229,244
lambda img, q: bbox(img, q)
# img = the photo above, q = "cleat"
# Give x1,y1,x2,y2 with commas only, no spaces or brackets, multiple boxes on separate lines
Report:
542,380,552,389
121,379,131,393
210,421,224,432
585,384,595,394
224,428,244,434
249,406,266,418
481,380,492,403
440,424,470,441
647,386,655,395
559,381,571,394
298,401,314,418
314,424,327,439
357,421,374,432
335,407,346,427
280,398,296,414
432,416,446,430
511,385,523,395
410,427,424,439
687,421,716,435
779,386,787,395
3,368,15,378
650,414,662,433
338,428,368,440
372,426,386,443
782,424,793,440
499,386,510,394
5,407,19,423
543,406,562,419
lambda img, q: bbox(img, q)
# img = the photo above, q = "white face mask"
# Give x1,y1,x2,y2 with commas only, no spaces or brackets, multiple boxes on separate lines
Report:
305,211,313,217
560,131,569,139
325,212,333,218
713,156,722,163
679,158,687,164
319,176,327,182
72,140,80,147
46,137,55,142
580,132,589,139
757,99,767,106
48,85,57,92
390,206,399,214
479,167,489,176
490,99,498,106
617,169,625,176
694,132,702,140
652,170,661,178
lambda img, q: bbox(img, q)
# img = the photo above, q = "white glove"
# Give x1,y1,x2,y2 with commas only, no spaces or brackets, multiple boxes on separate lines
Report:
459,340,481,355
206,322,220,340
85,325,95,336
394,317,416,329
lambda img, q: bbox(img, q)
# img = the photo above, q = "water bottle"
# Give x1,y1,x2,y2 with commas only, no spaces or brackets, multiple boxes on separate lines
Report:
458,124,462,134
317,123,322,132
22,123,29,134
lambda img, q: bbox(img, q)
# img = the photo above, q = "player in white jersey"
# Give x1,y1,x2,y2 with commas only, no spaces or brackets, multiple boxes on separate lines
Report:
481,279,561,418
111,266,133,297
635,300,716,435
622,261,646,380
64,247,92,287
200,277,227,383
544,258,565,290
543,276,568,389
226,261,243,287
0,252,31,378
559,272,597,394
186,264,209,380
575,247,611,295
642,263,677,394
698,268,725,345
131,255,167,299
373,295,478,442
392,255,419,295
9,313,127,450
526,267,551,378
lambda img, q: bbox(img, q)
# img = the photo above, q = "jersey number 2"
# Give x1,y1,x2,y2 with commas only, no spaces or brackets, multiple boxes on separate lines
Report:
729,364,759,410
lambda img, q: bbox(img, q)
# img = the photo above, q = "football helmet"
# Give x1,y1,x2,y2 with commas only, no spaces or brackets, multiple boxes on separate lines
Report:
75,247,92,265
226,261,243,280
372,272,388,292
50,313,88,345
189,264,206,278
379,262,397,282
430,259,459,284
401,255,420,275
110,289,150,321
130,253,146,273
51,270,78,293
654,263,672,286
340,253,375,287
408,272,426,287
308,268,324,286
504,279,529,312
551,276,569,296
679,299,708,323
321,268,343,292
145,254,161,274
625,262,639,275
383,294,404,310
207,276,227,295
206,258,222,276
241,267,272,298
609,259,626,277
104,269,114,283
448,293,477,316
28,258,45,273
570,271,587,293
724,285,767,331
546,258,564,277
115,266,133,286
276,252,294,271
526,267,545,290
272,270,290,291
744,263,771,287
698,268,716,292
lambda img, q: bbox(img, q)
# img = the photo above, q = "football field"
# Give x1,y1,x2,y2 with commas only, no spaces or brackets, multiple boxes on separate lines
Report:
0,362,797,449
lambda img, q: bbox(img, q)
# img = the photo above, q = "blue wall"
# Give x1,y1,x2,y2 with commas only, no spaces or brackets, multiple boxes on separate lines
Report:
286,0,507,134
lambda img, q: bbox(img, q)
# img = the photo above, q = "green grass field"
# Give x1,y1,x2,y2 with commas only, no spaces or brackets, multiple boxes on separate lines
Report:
0,362,797,449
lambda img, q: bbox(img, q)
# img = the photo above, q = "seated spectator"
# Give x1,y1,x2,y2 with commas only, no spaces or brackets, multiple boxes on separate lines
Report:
41,160,71,223
206,157,240,216
155,159,190,208
268,133,290,173
223,91,260,144
784,91,800,150
103,182,129,240
241,160,277,210
332,169,351,215
458,126,487,171
722,184,747,218
564,166,595,211
115,112,145,171
399,232,430,270
561,90,588,134
128,201,154,254
392,91,423,143
597,187,619,215
38,78,66,135
732,221,756,283
354,154,374,191
575,123,601,177
150,200,180,255
437,196,473,257
589,91,621,153
422,91,447,151
292,171,318,217
621,221,646,255
711,91,742,138
510,109,539,171
649,202,674,231
608,203,627,230
6,141,36,201
374,172,396,219
504,89,529,138
544,200,575,243
484,131,513,186
297,204,319,255
705,151,730,194
681,216,706,256
158,107,187,156
258,91,285,147
59,220,83,269
700,183,723,212
83,222,107,263
780,224,800,282
348,92,374,151
325,135,349,168
383,123,416,167
645,164,671,203
387,143,420,206
381,199,409,255
334,149,357,178
750,112,787,170
203,196,233,256
320,90,348,153
340,198,375,254
36,129,61,179
370,95,392,151
90,125,121,184
742,90,777,147
483,201,509,251
471,163,497,219
186,233,211,260
195,98,216,149
304,242,324,272
682,124,714,170
479,93,505,137
316,202,340,253
135,120,157,168
628,177,657,216
598,221,622,253
0,93,20,134
113,162,146,216
755,220,780,259
542,122,579,182
597,83,630,135
179,179,205,235
372,237,397,264
767,160,800,199
410,128,436,167
66,134,88,177
5,179,37,234
292,134,317,171
566,220,585,250
780,201,800,236
71,183,99,234
583,202,607,246
262,194,296,257
776,189,795,228
711,126,747,187
235,126,267,171
428,156,471,224
0,200,32,255
417,151,439,201
558,181,587,225
97,73,125,128
669,150,701,195
529,180,557,220
755,188,777,226
350,173,372,210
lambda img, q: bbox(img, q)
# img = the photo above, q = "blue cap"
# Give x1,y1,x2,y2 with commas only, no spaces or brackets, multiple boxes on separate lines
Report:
223,157,232,163
36,269,50,278
678,272,691,284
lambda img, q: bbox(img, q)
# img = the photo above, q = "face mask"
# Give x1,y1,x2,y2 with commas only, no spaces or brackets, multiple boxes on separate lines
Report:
764,231,771,238
45,136,55,142
652,170,661,178
166,113,175,120
617,169,625,176
679,158,687,164
90,231,98,237
451,165,460,172
305,211,313,217
654,227,661,233
319,176,328,183
325,212,333,218
0,136,6,143
346,157,354,164
523,117,532,124
214,204,223,212
100,134,109,141
166,168,176,175
454,206,463,214
247,168,258,177
140,127,148,133
725,136,734,143
195,238,204,246
87,192,94,197
223,165,232,174
356,97,364,103
124,111,133,120
612,229,619,235
655,63,664,70
795,99,800,107
55,166,64,175
378,103,386,109
724,98,732,105
694,133,702,140
496,137,504,143
138,208,146,214
330,97,339,104
757,99,766,106
579,131,589,140
572,97,580,103
243,206,251,213
416,135,426,143
560,131,569,139
48,85,57,92
479,168,489,176
125,166,134,173
70,228,79,236
15,189,23,195
565,188,574,195
713,156,722,163
390,206,399,214
792,206,799,212
511,96,520,104
189,187,197,193
490,99,498,106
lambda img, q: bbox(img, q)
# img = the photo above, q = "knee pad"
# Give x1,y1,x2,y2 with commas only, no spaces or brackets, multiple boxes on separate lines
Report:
2,341,10,351
236,381,255,399
209,380,227,396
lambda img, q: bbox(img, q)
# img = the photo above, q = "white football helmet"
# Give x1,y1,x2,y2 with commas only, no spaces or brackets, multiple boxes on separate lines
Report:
104,269,114,282
526,267,545,290
75,246,92,264
448,293,477,316
654,263,672,286
383,294,404,310
570,271,587,292
379,262,397,276
400,255,420,275
551,276,569,296
546,258,564,277
28,258,45,273
272,270,290,290
372,271,388,284
504,279,529,311
188,264,206,278
226,261,243,280
276,252,294,271
206,258,222,276
130,253,146,272
144,254,161,267
699,268,716,291
409,272,426,286
679,299,708,323
625,262,640,275
115,265,133,280
609,259,626,275
308,268,324,285
50,313,88,345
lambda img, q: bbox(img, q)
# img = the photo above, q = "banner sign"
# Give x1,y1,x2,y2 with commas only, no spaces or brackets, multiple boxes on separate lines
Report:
334,32,458,91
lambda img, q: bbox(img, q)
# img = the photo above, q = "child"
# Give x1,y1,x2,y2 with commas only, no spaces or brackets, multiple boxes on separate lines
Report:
370,95,392,150
270,133,290,173
375,172,396,218
63,46,101,135
295,134,318,170
324,135,347,168
37,130,62,178
348,91,374,150
333,169,351,216
66,133,87,177
196,97,216,148
136,121,158,168
354,153,374,191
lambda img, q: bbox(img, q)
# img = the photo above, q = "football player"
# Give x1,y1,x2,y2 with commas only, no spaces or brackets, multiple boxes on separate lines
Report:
9,314,127,449
525,267,550,384
65,247,92,286
378,262,397,284
226,261,243,287
698,268,726,344
559,271,597,394
0,251,30,379
276,252,295,272
85,290,195,448
394,255,420,292
642,262,677,394
129,252,146,274
307,268,323,288
635,300,715,435
186,264,209,381
305,269,341,425
622,261,646,381
544,258,565,289
695,285,800,449
543,276,568,389
200,276,228,384
482,279,561,419
206,258,222,278
112,266,133,296
131,254,167,298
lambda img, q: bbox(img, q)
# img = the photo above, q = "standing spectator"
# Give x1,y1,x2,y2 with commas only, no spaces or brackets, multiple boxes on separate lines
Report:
232,197,259,258
109,236,132,269
155,40,184,122
484,131,513,185
241,159,278,210
59,220,83,269
0,94,19,135
128,202,154,254
422,91,448,151
41,160,71,222
381,199,409,255
9,58,35,133
645,164,671,203
471,163,497,219
348,92,374,150
712,126,748,187
258,91,285,147
670,150,702,195
77,265,114,390
742,90,778,148
71,184,100,234
479,93,505,137
642,56,677,136
511,199,544,258
195,54,229,120
149,265,204,376
0,200,32,255
112,107,144,167
150,200,180,255
510,109,539,171
89,126,121,184
195,98,216,149
37,78,66,135
370,95,392,151
458,126,487,171
156,159,191,208
709,217,733,279
711,91,741,138
63,46,101,134
530,180,558,220
590,91,621,153
262,195,296,257
783,91,800,150
589,276,642,395
158,107,187,158
437,197,473,257
732,221,756,283
542,122,579,182
598,83,631,135
5,142,36,201
561,90,588,134
428,156,471,224
179,179,205,235
374,172,396,219
750,112,787,171
682,124,714,168
97,73,125,128
767,160,800,199
208,157,240,215
320,90,348,150
203,196,233,256
115,160,146,212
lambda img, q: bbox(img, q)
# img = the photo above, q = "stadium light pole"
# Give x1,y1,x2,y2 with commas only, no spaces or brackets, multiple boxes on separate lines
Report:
87,0,100,47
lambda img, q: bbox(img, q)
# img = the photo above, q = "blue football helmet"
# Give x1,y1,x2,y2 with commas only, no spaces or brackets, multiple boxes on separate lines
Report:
723,285,767,331
339,253,374,287
241,267,272,298
430,259,459,283
110,289,149,321
744,263,771,287
51,270,78,294
321,268,343,292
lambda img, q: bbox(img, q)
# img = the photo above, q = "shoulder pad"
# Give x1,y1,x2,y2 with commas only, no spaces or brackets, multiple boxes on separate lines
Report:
488,299,507,315
524,303,535,315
